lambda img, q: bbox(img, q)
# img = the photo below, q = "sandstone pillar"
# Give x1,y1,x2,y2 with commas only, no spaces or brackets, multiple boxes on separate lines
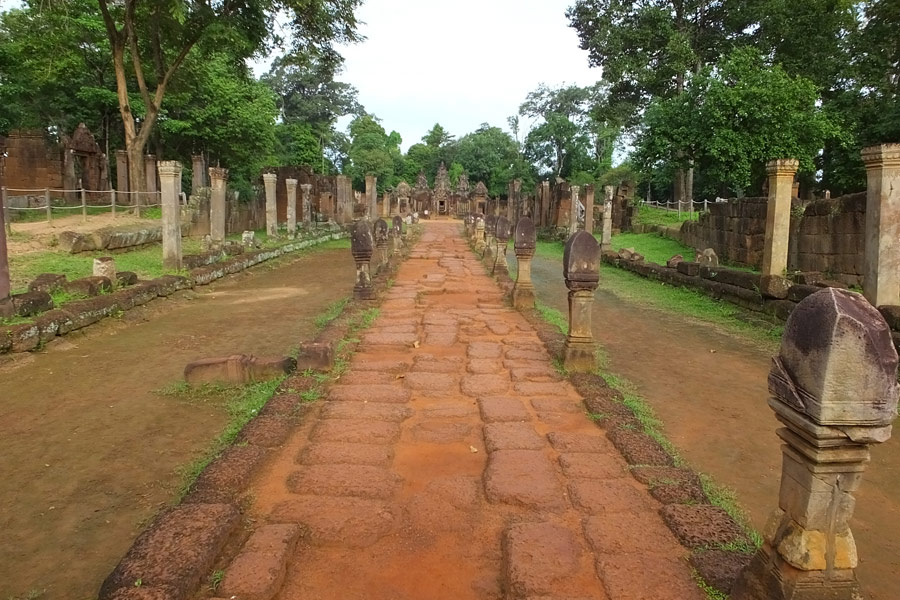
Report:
0,163,9,306
761,159,799,293
563,231,600,372
540,181,550,228
584,185,595,234
301,183,313,224
861,144,900,307
191,154,206,192
732,288,898,600
373,218,389,273
391,215,403,255
366,175,377,220
209,167,228,246
601,186,614,253
382,191,390,218
115,150,129,205
263,172,278,237
285,178,298,238
158,161,183,270
93,257,117,286
512,217,536,309
351,220,375,300
570,185,580,233
336,175,352,224
494,216,511,275
144,154,158,209
475,215,486,251
483,215,497,261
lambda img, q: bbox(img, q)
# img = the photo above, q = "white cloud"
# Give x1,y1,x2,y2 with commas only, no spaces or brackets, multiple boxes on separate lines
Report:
330,0,599,149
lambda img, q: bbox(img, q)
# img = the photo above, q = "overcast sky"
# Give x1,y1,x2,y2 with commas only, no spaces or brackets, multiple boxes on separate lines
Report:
327,0,600,149
1,0,600,150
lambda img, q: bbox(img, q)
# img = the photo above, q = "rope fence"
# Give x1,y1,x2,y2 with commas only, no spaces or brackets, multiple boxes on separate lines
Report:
1,186,170,230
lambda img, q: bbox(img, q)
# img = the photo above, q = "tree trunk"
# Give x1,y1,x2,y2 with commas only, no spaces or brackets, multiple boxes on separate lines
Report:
673,168,685,210
686,163,694,209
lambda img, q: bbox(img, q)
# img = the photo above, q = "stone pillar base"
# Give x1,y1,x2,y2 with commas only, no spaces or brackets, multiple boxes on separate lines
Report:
563,339,596,372
732,547,863,600
512,286,535,310
354,285,376,301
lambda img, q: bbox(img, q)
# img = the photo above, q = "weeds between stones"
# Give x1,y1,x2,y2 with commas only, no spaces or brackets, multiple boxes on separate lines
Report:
692,569,728,600
314,297,350,330
208,569,225,592
155,379,284,500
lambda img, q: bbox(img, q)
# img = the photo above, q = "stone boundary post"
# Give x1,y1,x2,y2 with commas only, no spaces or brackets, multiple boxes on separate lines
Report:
373,218,389,273
570,185,580,233
300,183,312,225
351,220,376,300
562,230,600,372
732,287,898,600
484,215,497,261
263,172,278,237
584,184,595,234
761,159,799,296
285,178,298,238
366,175,377,220
158,161,183,270
209,167,228,246
0,159,9,304
861,144,900,307
494,215,511,275
512,217,536,309
475,215,486,251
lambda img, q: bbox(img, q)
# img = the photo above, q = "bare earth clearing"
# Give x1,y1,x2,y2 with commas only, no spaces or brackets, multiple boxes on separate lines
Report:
0,247,354,600
7,212,157,254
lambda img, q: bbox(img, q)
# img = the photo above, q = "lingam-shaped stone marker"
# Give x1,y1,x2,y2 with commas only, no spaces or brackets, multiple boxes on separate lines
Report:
373,218,389,273
512,217,536,309
474,214,486,252
732,287,898,600
351,220,376,300
493,215,512,275
391,215,403,255
484,214,497,261
562,230,601,372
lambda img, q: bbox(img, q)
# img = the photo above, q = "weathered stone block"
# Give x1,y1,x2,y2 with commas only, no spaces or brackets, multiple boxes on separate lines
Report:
760,275,791,299
63,276,112,297
116,271,138,287
184,354,295,385
12,291,53,316
28,273,67,293
677,261,701,277
295,342,334,371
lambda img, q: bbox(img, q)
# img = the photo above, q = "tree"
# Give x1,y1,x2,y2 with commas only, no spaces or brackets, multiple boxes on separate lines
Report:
344,114,396,192
91,0,362,198
455,124,534,196
520,84,592,179
635,47,835,197
567,0,740,203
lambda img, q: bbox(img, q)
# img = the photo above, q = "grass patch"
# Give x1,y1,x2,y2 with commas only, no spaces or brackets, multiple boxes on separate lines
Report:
314,297,350,330
633,204,700,227
699,473,763,551
692,570,728,600
608,231,696,265
536,300,567,334
156,379,283,500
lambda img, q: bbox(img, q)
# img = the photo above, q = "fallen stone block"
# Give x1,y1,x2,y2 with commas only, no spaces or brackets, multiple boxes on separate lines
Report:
116,271,138,287
676,261,701,277
759,274,791,299
295,342,334,371
150,275,191,296
184,354,296,385
98,503,240,600
0,327,12,353
57,295,122,334
183,445,269,505
12,291,53,317
690,549,753,595
28,273,67,293
218,524,303,600
34,309,73,344
63,276,112,297
660,504,748,549
8,322,40,352
58,230,96,254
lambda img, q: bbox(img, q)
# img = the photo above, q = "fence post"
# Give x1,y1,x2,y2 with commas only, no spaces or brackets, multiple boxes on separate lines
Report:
110,188,116,218
45,188,52,223
81,188,87,222
1,187,9,236
704,198,708,213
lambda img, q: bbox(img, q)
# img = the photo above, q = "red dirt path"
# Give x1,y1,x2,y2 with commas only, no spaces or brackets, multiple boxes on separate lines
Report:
237,222,702,600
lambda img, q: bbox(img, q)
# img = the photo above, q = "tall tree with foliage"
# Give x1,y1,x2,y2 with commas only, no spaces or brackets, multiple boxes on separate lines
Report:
89,0,361,198
635,47,835,197
345,114,401,192
454,124,534,196
567,0,740,203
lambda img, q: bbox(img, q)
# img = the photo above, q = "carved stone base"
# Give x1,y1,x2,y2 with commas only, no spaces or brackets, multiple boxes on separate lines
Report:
732,547,863,600
354,285,376,301
512,286,534,310
562,339,596,372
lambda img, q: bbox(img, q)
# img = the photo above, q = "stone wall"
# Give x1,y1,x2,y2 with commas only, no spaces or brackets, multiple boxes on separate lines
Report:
2,130,65,191
679,193,866,286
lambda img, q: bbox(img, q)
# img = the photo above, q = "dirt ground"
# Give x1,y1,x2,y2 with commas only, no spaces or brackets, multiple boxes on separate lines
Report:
7,212,156,254
530,254,900,600
0,247,354,600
